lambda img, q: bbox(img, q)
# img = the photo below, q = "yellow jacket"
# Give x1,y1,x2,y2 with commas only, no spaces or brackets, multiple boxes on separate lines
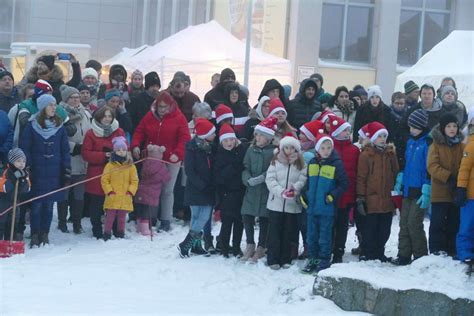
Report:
457,135,474,199
101,161,139,212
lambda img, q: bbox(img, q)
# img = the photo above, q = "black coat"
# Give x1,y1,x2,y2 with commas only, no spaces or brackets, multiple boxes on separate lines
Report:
184,137,215,206
353,101,392,142
204,82,247,110
287,79,321,129
116,110,133,136
388,108,409,170
213,143,247,218
257,79,288,107
0,166,30,223
128,91,155,131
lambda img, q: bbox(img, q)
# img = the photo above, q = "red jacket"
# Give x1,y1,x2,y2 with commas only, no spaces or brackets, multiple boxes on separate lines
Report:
333,139,360,208
131,105,190,163
82,128,125,196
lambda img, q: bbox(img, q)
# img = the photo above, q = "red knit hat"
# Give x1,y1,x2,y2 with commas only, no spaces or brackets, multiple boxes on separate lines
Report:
34,79,53,98
195,118,216,139
329,116,352,138
254,116,278,137
315,133,334,152
300,120,325,142
268,98,287,117
215,104,234,124
219,123,236,143
361,122,388,143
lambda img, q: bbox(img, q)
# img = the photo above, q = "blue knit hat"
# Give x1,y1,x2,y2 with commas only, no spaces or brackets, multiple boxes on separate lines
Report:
37,94,56,113
408,109,428,130
105,89,121,102
8,148,26,164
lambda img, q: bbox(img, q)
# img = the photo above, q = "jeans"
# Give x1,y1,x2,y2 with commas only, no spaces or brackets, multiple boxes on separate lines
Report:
190,205,213,233
457,200,474,261
307,214,334,260
30,201,54,233
203,208,213,239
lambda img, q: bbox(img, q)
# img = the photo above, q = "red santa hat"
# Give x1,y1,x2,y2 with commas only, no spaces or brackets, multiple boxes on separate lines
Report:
361,121,388,143
329,116,352,138
299,120,325,142
254,116,278,138
315,133,334,152
195,118,216,139
279,133,301,152
219,123,236,143
214,104,234,124
268,98,287,117
316,109,337,123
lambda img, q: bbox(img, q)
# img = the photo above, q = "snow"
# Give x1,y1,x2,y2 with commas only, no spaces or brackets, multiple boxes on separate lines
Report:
0,213,366,316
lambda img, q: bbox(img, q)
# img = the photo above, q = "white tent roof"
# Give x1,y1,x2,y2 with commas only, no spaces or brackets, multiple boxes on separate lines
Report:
102,45,149,69
103,20,291,104
395,30,474,107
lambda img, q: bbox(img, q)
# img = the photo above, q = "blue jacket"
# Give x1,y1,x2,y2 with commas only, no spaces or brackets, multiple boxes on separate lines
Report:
0,110,13,165
403,132,431,198
19,121,71,202
306,151,348,216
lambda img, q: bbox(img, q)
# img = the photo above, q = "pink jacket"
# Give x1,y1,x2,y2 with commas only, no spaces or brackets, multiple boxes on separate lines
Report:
134,159,171,207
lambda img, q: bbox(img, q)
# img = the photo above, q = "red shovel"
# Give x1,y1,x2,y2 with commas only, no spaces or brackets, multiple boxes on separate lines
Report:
0,179,25,258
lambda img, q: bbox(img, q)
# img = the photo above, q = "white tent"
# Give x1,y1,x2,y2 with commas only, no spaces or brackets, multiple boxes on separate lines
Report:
102,45,149,69
395,30,474,107
103,20,291,104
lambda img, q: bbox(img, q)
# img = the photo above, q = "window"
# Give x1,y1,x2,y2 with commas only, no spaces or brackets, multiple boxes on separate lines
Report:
319,0,374,64
397,0,451,66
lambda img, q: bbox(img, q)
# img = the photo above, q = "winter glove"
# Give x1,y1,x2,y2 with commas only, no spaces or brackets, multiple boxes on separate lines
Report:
393,172,403,194
416,184,431,209
454,187,467,207
61,168,72,186
13,169,27,179
325,194,334,205
72,143,82,156
108,191,116,196
247,174,265,186
356,198,367,216
281,189,296,200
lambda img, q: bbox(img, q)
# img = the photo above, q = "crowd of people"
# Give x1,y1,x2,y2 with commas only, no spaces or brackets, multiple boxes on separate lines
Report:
0,53,472,274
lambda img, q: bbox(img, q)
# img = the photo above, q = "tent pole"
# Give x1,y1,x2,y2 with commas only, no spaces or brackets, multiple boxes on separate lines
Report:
243,0,253,87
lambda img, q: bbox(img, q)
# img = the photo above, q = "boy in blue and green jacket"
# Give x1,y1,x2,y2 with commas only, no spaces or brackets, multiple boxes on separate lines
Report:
302,134,348,273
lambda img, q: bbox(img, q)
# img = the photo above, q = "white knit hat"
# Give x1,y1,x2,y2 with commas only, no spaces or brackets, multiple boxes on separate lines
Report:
82,67,98,80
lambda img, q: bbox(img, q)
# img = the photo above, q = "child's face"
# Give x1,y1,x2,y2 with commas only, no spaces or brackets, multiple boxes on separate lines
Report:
255,133,270,147
13,158,26,170
299,133,308,142
205,133,216,142
318,140,333,159
115,148,127,157
410,127,422,137
325,120,331,133
222,137,237,150
373,133,387,147
272,110,286,124
370,96,380,107
337,127,351,140
444,122,458,138
283,145,296,156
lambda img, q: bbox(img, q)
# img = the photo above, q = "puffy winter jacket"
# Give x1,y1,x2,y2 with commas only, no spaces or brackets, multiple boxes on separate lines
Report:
333,139,360,208
0,87,21,113
457,135,474,199
403,132,431,198
287,79,322,129
101,160,138,212
128,91,155,130
134,158,171,207
165,88,201,123
0,165,30,220
306,151,348,216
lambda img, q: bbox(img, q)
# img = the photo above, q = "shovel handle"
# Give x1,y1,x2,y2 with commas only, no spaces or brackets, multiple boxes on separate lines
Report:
9,179,20,243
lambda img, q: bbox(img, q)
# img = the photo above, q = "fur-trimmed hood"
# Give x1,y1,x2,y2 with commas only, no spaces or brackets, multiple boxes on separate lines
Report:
361,142,396,156
431,123,464,145
26,64,64,83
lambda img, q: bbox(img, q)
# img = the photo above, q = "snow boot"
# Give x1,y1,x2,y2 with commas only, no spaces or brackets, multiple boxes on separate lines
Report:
71,199,84,234
178,232,195,258
137,218,151,236
391,256,411,266
269,264,281,270
316,259,331,272
332,248,344,264
232,246,243,258
204,235,217,255
249,246,266,264
30,233,40,248
103,233,112,241
465,259,473,276
282,263,292,269
115,231,125,239
351,246,361,256
40,232,49,245
301,258,319,274
290,242,299,260
240,244,256,262
159,220,171,232
298,244,308,260
57,201,69,233
191,233,208,256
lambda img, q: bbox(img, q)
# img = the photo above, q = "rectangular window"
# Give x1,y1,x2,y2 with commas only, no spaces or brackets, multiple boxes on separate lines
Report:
319,0,374,64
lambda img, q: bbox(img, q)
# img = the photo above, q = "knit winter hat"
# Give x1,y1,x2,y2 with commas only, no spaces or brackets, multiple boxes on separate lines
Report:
280,134,301,153
215,104,234,124
329,116,351,138
37,94,56,113
77,83,91,93
0,70,14,82
367,85,382,100
317,92,333,104
37,55,55,70
315,133,333,152
112,136,128,151
195,118,216,139
404,80,419,95
131,69,143,80
82,67,98,80
8,148,26,164
60,85,79,102
362,122,389,143
145,71,161,90
310,73,324,86
300,120,325,142
34,79,53,98
440,85,457,98
105,89,121,102
439,113,458,135
255,116,278,138
408,109,429,130
219,123,237,143
268,98,287,117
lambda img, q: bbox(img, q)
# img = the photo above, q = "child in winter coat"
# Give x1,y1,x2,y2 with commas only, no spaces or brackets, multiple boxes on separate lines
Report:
213,124,247,258
427,114,464,256
134,144,171,236
392,109,430,265
302,134,348,273
0,149,30,240
240,117,277,263
356,122,399,261
100,136,139,240
178,119,216,258
265,135,307,270
329,116,360,263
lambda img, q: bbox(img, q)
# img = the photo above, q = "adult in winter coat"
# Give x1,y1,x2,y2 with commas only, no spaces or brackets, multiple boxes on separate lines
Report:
104,89,133,137
287,78,321,130
437,85,467,129
20,54,81,104
100,64,129,102
242,96,270,142
404,84,442,131
0,109,13,166
427,115,464,256
128,70,145,100
353,85,392,142
0,71,21,113
167,75,201,122
82,106,125,239
257,78,288,108
128,71,161,130
204,68,244,110
81,67,105,106
56,85,92,234
404,80,420,111
223,82,250,137
131,91,191,231
20,94,71,247
388,92,409,169
328,86,357,128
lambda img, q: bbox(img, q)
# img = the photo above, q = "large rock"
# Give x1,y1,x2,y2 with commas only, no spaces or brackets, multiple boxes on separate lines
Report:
314,275,474,315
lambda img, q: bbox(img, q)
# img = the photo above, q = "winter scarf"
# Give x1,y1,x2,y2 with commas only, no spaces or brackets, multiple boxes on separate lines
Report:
195,137,213,154
334,100,355,117
111,152,127,163
390,107,406,121
32,117,62,140
91,119,119,138
447,135,461,147
62,102,86,124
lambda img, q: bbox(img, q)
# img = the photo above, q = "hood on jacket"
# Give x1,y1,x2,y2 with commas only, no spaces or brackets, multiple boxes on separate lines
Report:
258,79,285,102
361,142,396,156
109,64,128,83
298,79,318,101
431,123,464,145
26,64,64,83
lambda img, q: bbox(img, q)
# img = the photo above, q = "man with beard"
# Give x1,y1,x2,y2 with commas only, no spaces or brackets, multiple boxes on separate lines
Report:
0,71,21,113
166,73,200,122
128,71,162,130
